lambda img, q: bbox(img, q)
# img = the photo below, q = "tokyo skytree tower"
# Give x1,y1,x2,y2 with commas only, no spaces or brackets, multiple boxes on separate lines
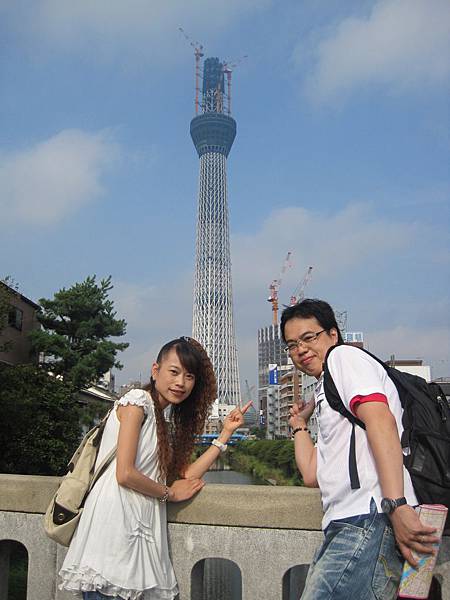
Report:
190,56,240,405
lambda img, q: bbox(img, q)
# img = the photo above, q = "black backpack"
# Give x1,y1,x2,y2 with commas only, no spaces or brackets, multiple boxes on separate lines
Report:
323,345,450,515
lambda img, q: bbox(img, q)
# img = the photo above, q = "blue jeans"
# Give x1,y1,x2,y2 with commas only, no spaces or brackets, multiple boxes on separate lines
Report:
301,500,403,600
82,593,121,600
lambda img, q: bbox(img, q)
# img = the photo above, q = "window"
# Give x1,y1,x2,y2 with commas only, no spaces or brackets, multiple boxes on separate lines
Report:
8,306,23,331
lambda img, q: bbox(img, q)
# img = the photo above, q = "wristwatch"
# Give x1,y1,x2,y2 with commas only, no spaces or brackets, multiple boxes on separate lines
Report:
211,439,228,453
381,496,407,514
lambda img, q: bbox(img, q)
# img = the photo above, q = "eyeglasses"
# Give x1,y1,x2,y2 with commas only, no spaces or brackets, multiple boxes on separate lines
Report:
284,330,326,354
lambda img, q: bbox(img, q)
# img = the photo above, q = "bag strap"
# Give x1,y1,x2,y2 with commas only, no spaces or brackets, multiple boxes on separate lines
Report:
323,345,366,490
84,397,150,502
81,446,117,509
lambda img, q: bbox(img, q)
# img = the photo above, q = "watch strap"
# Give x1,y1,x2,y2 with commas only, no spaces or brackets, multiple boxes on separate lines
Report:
211,439,228,452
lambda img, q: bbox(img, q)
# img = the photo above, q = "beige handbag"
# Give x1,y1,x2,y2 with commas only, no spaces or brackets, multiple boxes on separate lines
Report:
44,409,116,547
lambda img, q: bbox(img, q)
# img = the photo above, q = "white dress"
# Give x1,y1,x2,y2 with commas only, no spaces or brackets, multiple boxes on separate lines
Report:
59,389,179,599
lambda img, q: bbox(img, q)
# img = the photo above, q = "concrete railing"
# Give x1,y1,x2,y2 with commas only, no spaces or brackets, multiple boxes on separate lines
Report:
0,474,449,600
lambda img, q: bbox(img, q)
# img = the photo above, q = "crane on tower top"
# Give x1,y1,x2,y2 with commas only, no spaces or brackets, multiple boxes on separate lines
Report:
222,55,248,115
267,251,293,325
289,266,313,306
178,27,205,115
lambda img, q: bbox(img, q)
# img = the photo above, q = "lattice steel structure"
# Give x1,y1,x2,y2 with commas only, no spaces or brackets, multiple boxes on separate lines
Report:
190,57,240,405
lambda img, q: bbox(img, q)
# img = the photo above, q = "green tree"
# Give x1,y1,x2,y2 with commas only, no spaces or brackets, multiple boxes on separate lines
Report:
0,364,81,475
249,426,265,440
30,276,128,390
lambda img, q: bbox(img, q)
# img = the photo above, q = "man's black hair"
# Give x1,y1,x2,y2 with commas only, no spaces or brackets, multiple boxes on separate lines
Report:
280,298,345,344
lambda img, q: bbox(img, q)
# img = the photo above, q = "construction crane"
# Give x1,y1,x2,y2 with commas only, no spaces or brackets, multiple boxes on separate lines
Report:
222,55,248,115
289,266,313,306
244,379,255,405
178,27,204,115
267,251,292,325
335,310,348,337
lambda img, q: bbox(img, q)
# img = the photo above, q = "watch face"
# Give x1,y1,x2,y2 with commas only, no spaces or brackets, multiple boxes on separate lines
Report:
381,498,393,514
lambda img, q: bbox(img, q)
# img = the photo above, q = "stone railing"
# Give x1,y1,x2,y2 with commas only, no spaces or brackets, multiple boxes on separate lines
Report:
0,474,448,600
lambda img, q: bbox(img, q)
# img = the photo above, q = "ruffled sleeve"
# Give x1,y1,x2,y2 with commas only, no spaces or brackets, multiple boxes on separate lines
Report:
117,388,150,415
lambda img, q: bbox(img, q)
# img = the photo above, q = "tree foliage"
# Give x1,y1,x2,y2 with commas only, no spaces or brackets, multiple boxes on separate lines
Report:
232,439,303,485
30,275,128,390
0,364,81,475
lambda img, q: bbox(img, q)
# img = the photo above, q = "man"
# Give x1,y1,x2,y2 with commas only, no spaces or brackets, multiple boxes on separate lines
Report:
280,299,437,599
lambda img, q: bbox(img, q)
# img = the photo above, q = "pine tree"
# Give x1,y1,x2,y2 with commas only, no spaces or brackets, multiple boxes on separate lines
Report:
30,275,128,390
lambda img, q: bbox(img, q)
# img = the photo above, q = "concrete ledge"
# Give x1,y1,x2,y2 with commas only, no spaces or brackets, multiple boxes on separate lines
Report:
168,484,323,530
0,474,59,513
0,474,323,530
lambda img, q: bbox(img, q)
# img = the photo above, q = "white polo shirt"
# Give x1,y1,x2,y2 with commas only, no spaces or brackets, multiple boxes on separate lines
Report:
315,345,417,530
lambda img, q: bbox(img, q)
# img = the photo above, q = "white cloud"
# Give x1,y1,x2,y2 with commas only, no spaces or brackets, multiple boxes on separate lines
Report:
112,201,448,391
0,129,119,225
111,275,194,386
296,0,450,103
367,326,450,379
5,0,269,66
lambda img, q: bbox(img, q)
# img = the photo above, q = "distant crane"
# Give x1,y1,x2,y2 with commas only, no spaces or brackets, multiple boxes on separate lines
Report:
335,310,348,337
222,55,248,115
244,380,255,421
245,379,255,403
268,251,293,325
289,266,313,306
178,27,204,115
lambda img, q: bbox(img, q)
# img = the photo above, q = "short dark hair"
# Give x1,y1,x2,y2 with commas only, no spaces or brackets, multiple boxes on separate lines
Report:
280,298,344,344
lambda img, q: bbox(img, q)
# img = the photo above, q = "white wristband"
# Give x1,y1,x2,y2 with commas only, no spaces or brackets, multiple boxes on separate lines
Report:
211,439,228,453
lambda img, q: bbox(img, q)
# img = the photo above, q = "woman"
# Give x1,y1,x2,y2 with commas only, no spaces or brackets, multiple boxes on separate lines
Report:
60,336,251,599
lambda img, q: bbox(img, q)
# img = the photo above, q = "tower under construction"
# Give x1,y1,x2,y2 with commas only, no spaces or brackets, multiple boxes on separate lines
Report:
190,55,240,405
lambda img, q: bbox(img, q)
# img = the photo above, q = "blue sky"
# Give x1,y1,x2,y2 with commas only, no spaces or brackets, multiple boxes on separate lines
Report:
1,0,449,392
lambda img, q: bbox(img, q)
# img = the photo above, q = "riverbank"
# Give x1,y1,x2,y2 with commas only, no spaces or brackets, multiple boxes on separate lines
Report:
229,442,302,487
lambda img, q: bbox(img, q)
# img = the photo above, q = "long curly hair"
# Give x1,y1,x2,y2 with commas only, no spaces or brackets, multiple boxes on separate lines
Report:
143,337,216,482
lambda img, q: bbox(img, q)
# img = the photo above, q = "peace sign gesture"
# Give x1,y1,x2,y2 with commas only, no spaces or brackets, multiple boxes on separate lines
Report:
221,401,253,436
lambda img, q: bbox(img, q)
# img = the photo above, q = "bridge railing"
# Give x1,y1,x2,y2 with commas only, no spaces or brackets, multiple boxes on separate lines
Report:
0,474,449,600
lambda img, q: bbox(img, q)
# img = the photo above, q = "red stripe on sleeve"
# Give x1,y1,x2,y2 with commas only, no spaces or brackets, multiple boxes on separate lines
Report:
350,393,388,416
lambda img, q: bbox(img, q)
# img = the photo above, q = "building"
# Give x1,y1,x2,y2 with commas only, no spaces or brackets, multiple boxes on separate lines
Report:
191,56,240,406
386,357,431,382
119,380,142,397
300,372,319,442
278,367,300,438
257,324,290,434
0,282,40,366
204,403,236,435
265,364,292,439
343,331,364,348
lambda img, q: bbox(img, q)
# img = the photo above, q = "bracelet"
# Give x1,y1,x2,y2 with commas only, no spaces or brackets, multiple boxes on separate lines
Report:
158,485,170,503
292,427,310,437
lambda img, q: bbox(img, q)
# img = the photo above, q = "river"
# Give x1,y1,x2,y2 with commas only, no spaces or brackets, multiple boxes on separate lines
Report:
203,469,257,485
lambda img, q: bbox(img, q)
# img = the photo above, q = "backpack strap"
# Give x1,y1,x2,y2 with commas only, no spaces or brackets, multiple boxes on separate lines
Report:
323,345,366,490
87,446,117,496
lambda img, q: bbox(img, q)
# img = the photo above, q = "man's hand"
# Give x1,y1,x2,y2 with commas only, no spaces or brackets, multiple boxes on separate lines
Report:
390,504,439,567
289,400,315,430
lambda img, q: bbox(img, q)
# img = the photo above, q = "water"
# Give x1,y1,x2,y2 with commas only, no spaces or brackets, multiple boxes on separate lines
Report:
203,469,256,485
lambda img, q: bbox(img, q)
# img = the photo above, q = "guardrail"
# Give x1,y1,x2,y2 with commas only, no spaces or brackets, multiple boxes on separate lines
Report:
0,475,448,600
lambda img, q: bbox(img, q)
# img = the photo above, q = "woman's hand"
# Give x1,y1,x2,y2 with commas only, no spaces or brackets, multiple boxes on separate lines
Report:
221,401,253,437
289,400,315,429
168,478,204,502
